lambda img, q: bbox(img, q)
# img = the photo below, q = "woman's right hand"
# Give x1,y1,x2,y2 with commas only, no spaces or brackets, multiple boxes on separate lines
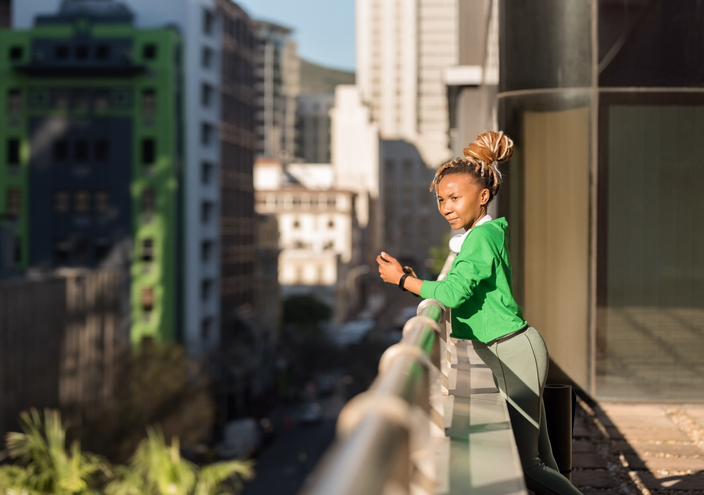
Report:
376,251,404,285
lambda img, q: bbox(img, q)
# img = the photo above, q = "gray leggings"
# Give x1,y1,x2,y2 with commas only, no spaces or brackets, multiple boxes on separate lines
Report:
473,327,583,495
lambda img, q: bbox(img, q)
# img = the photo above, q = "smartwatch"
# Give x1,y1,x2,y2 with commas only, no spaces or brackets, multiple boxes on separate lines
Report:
398,273,410,291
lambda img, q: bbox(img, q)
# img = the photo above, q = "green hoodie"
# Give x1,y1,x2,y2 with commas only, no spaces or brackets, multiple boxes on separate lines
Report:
420,217,526,342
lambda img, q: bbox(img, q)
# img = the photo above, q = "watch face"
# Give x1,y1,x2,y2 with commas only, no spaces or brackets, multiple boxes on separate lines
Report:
449,233,465,254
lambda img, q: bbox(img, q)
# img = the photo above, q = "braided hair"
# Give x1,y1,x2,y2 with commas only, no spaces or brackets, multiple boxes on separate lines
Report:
429,131,514,202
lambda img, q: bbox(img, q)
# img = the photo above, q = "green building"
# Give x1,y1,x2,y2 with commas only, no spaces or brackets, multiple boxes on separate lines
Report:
0,0,182,343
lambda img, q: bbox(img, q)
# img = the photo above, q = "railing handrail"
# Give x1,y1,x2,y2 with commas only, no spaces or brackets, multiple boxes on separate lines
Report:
298,298,447,495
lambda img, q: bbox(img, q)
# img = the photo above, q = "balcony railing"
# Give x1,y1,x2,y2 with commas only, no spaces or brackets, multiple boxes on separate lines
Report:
299,256,527,495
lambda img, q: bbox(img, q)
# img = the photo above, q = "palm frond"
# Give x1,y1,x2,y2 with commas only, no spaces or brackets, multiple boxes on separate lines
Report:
194,460,254,495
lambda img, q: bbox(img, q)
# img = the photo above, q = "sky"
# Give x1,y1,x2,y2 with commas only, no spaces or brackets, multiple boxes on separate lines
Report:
236,0,356,72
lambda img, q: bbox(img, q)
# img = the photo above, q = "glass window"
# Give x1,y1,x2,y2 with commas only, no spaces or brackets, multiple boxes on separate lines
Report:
8,89,21,113
96,44,110,60
6,188,21,216
142,139,155,165
54,44,69,59
201,161,213,184
7,138,20,164
9,46,23,60
53,140,68,162
201,83,213,107
201,240,213,262
141,287,154,312
201,123,213,145
597,101,704,400
203,9,215,35
142,89,155,115
201,201,214,223
95,140,109,162
143,43,157,60
54,238,70,261
141,238,154,263
141,188,155,217
201,318,212,340
95,191,110,212
74,140,88,163
74,191,90,213
53,190,69,212
202,46,214,68
75,44,89,59
201,278,212,301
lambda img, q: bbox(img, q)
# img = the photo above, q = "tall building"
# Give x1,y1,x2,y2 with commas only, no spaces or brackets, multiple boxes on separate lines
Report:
0,0,9,28
380,140,443,269
217,0,257,348
356,0,458,167
295,93,334,163
11,0,259,356
0,0,182,342
496,0,704,401
254,20,299,160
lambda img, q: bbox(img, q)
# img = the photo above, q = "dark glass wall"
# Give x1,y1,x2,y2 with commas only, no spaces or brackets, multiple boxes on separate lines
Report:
499,0,704,399
596,93,704,400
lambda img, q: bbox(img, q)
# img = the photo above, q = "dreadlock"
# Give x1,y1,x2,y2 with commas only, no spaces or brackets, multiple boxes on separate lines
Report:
429,131,514,201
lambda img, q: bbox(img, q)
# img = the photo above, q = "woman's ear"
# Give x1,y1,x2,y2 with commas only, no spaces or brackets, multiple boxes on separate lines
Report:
480,188,490,206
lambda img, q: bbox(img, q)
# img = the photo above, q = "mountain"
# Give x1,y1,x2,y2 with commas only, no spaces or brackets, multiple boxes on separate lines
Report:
299,58,355,95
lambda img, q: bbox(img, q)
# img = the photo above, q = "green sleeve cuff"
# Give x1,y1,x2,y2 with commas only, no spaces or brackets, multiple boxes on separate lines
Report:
420,280,437,299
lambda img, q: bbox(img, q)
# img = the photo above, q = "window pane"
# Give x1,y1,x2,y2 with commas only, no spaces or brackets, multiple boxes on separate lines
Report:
598,103,704,400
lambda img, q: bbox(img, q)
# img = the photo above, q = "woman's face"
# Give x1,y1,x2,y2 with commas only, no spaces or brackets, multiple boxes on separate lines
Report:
436,173,490,231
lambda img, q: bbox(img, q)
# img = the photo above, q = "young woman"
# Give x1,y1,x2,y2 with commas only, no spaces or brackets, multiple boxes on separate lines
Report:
377,131,583,495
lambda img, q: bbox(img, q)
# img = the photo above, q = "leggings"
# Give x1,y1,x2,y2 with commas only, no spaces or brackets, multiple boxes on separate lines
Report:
473,327,583,495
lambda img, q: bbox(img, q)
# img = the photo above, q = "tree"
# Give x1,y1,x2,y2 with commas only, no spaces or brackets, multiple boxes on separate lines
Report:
104,427,253,495
0,408,110,495
0,410,254,495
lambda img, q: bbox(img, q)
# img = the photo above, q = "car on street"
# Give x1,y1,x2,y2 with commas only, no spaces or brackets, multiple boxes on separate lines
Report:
298,402,323,425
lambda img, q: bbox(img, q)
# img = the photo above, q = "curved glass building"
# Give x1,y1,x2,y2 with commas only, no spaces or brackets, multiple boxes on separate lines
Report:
497,0,704,400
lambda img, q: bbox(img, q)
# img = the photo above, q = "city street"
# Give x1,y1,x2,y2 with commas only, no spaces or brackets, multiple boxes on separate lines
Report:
241,389,346,495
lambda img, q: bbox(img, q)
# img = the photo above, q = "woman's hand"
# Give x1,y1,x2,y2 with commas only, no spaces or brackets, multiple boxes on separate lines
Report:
376,251,404,285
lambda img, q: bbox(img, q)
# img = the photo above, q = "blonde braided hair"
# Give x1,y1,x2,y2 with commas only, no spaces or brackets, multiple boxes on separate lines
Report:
429,131,514,202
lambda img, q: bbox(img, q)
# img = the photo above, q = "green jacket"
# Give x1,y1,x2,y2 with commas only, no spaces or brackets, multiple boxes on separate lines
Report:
420,217,526,342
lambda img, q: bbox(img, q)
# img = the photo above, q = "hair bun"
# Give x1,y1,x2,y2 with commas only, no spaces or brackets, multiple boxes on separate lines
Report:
463,131,514,164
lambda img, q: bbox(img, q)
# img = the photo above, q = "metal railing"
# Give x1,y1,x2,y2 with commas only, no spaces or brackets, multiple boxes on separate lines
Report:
300,250,528,495
299,298,448,495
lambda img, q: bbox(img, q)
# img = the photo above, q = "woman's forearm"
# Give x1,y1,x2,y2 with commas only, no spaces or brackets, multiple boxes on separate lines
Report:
403,276,423,296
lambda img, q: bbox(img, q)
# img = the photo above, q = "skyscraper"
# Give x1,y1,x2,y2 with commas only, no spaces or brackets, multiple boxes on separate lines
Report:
356,0,458,167
253,20,299,160
0,0,182,343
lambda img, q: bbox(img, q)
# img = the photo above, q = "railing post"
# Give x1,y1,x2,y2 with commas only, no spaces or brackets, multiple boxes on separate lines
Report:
543,384,574,480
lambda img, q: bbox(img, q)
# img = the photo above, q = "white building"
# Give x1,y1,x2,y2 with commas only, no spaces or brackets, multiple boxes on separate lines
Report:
14,0,223,355
253,159,360,318
356,0,458,168
330,85,380,236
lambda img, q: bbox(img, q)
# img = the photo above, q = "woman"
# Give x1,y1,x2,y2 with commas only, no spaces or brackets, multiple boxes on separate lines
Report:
377,131,582,495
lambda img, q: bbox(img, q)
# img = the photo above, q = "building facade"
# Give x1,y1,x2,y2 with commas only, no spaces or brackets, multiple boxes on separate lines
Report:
295,93,334,163
254,159,359,316
356,0,457,167
0,0,9,28
13,0,260,356
0,0,181,342
496,0,704,401
217,0,257,348
254,20,299,160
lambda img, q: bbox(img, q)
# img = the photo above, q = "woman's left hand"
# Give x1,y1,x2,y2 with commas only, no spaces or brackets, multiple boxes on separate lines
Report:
376,251,404,285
